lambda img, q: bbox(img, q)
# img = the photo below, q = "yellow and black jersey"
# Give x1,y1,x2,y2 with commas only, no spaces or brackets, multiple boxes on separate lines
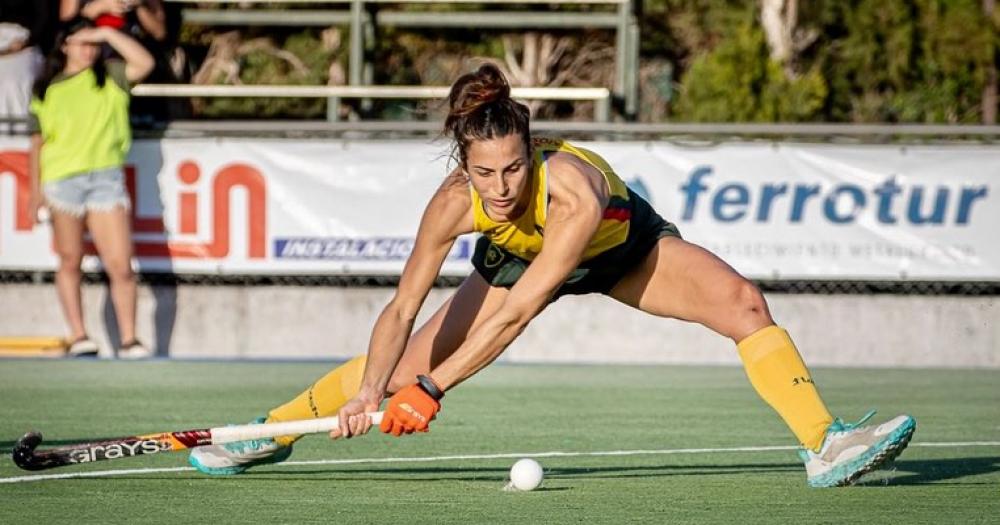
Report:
469,137,633,262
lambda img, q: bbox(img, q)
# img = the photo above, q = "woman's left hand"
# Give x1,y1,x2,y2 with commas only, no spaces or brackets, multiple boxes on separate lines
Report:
380,382,442,436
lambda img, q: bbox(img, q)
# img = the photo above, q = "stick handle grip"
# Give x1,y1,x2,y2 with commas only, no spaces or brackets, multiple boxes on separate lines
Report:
209,412,384,443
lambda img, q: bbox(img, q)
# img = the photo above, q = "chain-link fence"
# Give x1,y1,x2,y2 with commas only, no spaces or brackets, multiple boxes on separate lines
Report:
2,270,998,295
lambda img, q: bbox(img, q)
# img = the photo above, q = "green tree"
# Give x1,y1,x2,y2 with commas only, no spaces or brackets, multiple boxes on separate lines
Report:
816,0,994,123
676,23,827,121
197,29,345,119
894,0,995,122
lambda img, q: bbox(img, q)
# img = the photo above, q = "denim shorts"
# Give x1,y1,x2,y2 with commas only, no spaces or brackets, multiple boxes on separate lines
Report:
43,167,131,217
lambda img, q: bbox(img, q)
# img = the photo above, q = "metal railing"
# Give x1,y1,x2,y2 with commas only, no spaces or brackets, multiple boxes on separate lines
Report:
167,0,624,4
132,84,612,121
164,0,638,120
6,117,1000,140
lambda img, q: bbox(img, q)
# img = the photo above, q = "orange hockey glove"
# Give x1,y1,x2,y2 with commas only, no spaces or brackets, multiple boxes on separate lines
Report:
380,375,444,436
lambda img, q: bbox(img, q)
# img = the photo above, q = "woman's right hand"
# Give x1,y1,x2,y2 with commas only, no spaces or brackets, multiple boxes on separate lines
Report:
330,392,381,440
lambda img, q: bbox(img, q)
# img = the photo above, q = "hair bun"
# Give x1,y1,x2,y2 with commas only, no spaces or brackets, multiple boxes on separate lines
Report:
442,63,530,166
447,63,510,119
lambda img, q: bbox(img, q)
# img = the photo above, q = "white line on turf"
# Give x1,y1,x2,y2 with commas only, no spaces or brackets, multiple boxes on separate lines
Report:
0,467,191,484
2,441,998,484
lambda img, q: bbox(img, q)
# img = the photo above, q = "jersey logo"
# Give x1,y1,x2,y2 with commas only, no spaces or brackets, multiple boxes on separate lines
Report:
484,244,506,268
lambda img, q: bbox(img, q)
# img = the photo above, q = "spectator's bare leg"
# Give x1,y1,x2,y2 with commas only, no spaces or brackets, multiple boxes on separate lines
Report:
51,211,87,340
86,206,137,344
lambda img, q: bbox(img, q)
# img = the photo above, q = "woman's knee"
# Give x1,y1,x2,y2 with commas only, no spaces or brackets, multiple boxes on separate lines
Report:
730,278,772,329
103,258,135,284
55,250,83,272
386,367,424,394
385,339,449,394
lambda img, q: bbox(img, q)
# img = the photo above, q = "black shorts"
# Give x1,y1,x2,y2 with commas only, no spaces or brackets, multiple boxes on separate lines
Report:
471,189,681,298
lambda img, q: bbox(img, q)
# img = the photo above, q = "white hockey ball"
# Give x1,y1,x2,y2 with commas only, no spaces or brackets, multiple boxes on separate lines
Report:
508,458,544,491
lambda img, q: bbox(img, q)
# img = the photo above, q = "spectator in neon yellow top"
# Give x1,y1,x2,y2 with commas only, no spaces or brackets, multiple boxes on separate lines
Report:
28,18,154,359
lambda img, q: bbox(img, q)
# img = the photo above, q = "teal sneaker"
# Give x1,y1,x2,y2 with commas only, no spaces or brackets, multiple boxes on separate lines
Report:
188,418,293,475
798,410,916,488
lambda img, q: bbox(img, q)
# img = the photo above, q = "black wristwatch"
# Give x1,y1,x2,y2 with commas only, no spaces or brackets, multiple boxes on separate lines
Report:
416,375,445,400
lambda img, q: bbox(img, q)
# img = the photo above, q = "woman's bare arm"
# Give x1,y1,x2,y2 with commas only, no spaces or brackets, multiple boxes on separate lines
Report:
355,171,475,403
428,155,609,390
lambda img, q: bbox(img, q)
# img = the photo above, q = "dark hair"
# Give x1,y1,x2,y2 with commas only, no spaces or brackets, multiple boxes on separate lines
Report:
444,63,531,166
32,17,106,101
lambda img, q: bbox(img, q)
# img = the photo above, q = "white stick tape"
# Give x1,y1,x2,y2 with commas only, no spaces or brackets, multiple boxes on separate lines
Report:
210,412,384,443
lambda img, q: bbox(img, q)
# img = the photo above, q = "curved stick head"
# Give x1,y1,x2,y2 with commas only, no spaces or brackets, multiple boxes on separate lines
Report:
12,432,46,471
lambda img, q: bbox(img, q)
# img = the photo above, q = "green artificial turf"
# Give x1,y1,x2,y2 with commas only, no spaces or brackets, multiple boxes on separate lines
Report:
1,361,997,524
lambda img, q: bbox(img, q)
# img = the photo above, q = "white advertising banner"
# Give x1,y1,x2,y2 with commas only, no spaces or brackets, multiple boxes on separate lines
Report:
1,137,997,280
597,142,999,280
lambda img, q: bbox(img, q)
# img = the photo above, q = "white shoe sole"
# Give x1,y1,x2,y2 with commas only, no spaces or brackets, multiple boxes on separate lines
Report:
118,348,154,359
807,416,916,487
67,341,99,357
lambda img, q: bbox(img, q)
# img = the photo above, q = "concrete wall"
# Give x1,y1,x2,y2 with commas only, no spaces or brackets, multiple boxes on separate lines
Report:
1,283,997,368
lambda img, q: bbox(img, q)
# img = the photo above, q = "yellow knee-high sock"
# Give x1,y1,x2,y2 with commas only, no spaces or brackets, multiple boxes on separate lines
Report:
266,355,367,446
737,326,833,451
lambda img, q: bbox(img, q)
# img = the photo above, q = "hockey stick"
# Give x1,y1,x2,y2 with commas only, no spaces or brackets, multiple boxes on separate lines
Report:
12,412,384,471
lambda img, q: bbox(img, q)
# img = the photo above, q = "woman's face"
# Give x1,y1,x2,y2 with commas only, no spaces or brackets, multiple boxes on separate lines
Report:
465,133,531,221
62,37,99,71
